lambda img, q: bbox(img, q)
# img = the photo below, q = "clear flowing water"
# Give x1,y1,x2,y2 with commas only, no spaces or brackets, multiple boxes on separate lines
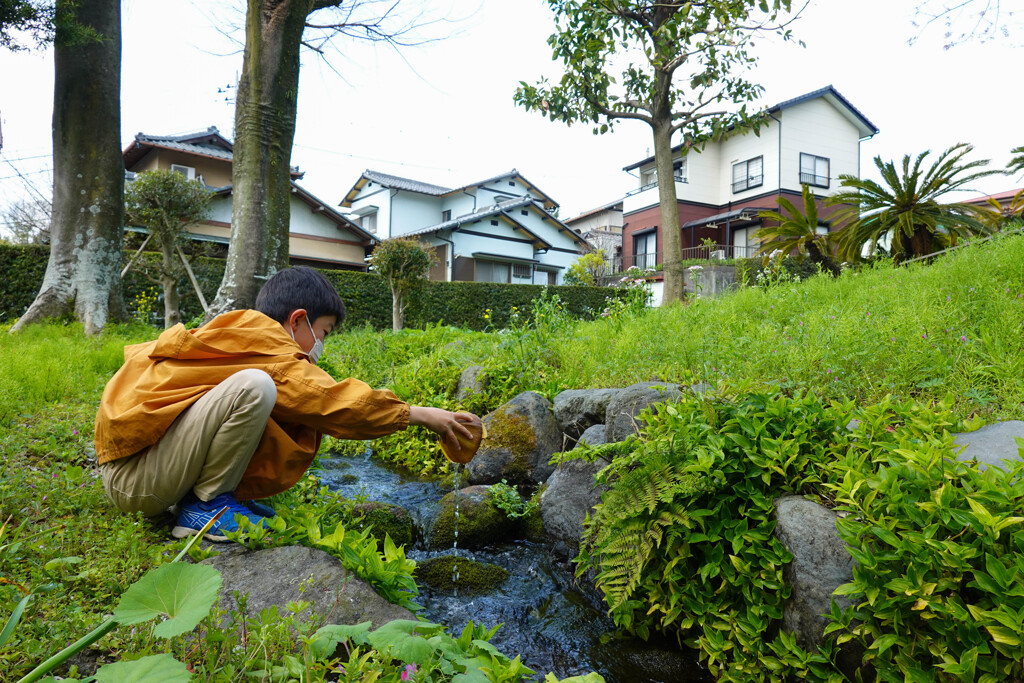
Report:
317,449,711,683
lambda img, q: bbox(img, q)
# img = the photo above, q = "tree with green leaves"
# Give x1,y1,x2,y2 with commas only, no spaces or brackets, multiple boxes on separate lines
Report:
11,0,123,336
756,185,840,277
515,0,798,305
828,143,1001,263
0,0,98,50
369,237,432,331
208,0,436,317
564,250,608,286
124,170,212,328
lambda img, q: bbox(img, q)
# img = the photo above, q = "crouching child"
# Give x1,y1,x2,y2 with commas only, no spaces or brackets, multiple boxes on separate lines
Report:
94,266,476,541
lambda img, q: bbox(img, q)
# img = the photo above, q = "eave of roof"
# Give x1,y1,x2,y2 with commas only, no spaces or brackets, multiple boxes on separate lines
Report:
681,206,775,229
439,169,559,210
565,199,625,224
623,85,879,172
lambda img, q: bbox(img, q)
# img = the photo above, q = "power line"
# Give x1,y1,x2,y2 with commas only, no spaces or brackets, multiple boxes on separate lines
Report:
0,152,51,163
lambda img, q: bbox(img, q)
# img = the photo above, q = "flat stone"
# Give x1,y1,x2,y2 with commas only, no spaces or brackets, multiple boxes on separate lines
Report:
202,545,414,629
953,420,1024,471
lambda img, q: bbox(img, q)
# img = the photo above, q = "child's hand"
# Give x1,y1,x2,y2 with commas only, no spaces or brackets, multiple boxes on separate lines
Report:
408,407,477,449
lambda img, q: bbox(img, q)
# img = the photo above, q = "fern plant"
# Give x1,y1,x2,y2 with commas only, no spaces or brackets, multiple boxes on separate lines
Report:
577,388,856,681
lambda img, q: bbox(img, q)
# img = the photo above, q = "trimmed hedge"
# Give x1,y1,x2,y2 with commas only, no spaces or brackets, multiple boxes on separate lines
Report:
0,244,625,329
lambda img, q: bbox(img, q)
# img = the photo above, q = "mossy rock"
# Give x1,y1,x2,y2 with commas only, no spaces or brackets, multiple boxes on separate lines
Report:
466,391,563,486
429,485,516,549
415,555,509,594
352,501,415,548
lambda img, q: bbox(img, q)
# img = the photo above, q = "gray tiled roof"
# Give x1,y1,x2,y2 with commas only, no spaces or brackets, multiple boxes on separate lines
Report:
363,170,452,195
135,135,234,161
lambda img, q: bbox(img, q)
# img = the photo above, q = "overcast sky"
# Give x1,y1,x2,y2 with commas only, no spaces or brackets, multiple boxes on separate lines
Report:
0,0,1020,221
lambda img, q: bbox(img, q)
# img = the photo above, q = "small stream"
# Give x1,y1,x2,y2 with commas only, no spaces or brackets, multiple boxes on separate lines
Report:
317,449,711,683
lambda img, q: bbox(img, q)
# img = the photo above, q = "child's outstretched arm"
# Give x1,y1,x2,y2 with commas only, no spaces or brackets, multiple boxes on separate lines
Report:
408,406,477,453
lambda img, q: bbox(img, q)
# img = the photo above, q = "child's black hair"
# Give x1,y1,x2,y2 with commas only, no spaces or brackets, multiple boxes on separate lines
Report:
255,266,346,327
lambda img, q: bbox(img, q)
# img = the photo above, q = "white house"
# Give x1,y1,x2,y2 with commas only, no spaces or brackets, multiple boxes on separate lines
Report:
620,85,879,271
123,127,377,270
340,169,590,285
564,200,624,273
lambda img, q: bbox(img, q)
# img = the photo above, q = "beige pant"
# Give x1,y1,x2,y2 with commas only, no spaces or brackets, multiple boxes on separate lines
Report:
101,368,277,516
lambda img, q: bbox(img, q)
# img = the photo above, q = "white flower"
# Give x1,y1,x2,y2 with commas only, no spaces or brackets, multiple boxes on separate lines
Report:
769,249,783,260
688,265,704,272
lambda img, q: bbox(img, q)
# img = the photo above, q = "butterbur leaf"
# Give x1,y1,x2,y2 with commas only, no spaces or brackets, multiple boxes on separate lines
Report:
93,653,192,682
112,563,221,638
310,621,372,659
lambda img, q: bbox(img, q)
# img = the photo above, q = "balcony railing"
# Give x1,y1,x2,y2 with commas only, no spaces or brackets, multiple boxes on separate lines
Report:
610,244,761,274
624,176,688,197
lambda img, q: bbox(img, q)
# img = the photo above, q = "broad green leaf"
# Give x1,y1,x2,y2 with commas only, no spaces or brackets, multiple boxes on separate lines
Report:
43,556,83,572
93,653,191,683
872,633,899,654
112,563,221,638
310,621,372,659
985,625,1022,647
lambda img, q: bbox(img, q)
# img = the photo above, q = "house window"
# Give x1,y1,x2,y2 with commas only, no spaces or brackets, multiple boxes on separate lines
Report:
170,164,195,180
732,156,763,193
512,263,532,279
640,168,657,188
634,230,657,270
800,153,830,188
673,159,686,182
474,260,509,283
360,212,377,234
442,209,451,222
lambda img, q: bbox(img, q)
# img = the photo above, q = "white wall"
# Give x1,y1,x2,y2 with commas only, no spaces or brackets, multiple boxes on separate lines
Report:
451,219,537,262
718,117,780,205
349,182,391,238
778,98,861,196
441,191,478,218
391,192,443,235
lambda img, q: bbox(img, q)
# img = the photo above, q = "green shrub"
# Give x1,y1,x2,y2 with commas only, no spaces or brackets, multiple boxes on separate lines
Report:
577,387,851,680
0,244,625,330
828,398,1024,682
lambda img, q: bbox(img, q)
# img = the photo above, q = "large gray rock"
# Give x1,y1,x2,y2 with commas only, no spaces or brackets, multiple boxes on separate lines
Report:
604,381,683,442
456,365,489,402
202,545,414,628
953,420,1024,471
774,496,864,678
428,485,516,549
553,388,621,442
466,391,562,485
539,456,611,559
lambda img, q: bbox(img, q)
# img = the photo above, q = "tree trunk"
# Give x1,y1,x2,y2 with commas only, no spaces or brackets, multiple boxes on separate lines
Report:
652,114,684,304
11,0,124,336
392,291,404,331
160,238,180,328
208,0,310,317
806,241,840,278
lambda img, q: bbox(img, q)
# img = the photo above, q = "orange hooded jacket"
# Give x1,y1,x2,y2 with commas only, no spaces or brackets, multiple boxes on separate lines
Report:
94,310,410,500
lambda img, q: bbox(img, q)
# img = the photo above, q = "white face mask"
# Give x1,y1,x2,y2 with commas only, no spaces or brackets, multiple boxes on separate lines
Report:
291,317,324,364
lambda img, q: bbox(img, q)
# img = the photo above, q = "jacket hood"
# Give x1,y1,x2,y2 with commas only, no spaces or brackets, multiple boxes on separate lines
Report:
142,310,304,362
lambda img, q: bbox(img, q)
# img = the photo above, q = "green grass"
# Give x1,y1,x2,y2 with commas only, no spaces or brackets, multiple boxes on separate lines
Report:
2,232,1024,678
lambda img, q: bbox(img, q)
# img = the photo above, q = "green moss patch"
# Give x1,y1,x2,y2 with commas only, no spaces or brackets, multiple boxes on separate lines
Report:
487,407,536,458
415,555,509,594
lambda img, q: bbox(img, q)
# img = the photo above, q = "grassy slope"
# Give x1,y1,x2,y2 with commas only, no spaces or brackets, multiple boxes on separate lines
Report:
1,233,1022,676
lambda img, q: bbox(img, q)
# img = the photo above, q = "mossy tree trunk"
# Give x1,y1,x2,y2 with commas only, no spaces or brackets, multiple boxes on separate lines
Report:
652,100,684,304
11,0,124,336
207,0,313,317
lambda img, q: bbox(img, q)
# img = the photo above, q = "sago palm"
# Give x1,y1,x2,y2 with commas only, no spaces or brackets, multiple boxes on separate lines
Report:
1009,145,1024,176
756,185,840,277
828,143,1000,262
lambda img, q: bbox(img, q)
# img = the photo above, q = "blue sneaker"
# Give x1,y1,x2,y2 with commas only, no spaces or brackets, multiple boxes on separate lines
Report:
243,499,276,518
172,492,265,542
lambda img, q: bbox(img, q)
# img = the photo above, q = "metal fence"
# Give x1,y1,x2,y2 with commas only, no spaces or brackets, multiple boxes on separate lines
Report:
610,244,760,274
